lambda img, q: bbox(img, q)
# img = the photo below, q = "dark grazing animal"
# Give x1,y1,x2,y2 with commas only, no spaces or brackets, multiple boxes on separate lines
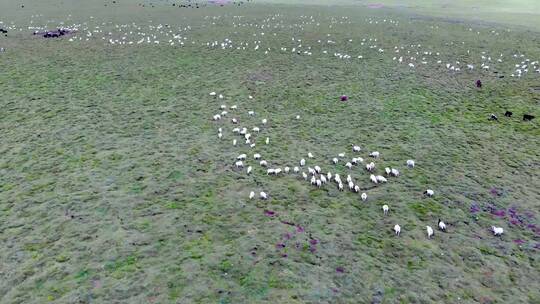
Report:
476,79,482,88
504,111,513,117
523,114,535,121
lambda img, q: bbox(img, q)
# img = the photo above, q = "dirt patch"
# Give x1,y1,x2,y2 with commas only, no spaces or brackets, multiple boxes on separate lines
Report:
246,70,273,83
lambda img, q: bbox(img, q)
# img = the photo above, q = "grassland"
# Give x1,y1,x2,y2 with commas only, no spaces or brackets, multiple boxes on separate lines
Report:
0,1,539,303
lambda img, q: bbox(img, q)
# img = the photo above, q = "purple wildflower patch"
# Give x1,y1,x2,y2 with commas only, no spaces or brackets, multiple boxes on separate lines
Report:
264,210,276,217
336,267,345,273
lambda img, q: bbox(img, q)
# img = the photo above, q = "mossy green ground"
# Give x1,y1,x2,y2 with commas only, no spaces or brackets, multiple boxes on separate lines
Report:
0,1,539,303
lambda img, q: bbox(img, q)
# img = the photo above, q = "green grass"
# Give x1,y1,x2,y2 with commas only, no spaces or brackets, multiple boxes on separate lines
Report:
0,0,539,303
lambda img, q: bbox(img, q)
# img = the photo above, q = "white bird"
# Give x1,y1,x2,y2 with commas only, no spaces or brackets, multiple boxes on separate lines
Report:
370,174,378,184
491,226,504,236
424,189,434,197
376,175,387,183
406,159,415,168
369,151,380,158
361,193,367,201
247,166,252,174
308,152,314,158
426,226,434,238
300,159,306,166
260,160,268,167
260,192,268,200
249,191,255,199
438,219,446,231
382,204,389,215
394,224,401,236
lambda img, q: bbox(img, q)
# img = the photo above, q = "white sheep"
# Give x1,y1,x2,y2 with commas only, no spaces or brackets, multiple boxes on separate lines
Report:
218,133,223,139
352,145,361,152
354,185,360,193
314,166,321,174
385,167,391,175
406,159,415,168
308,167,315,175
424,189,434,197
438,219,446,231
233,139,237,146
376,175,387,183
213,114,221,121
235,161,244,168
391,168,399,177
249,191,255,199
366,163,374,172
293,166,300,173
311,176,316,185
316,179,322,188
394,224,401,236
382,204,389,215
333,158,339,164
252,127,260,133
302,172,308,180
248,111,254,116
265,137,269,145
338,182,344,191
426,226,434,238
338,153,345,158
260,192,268,200
491,226,504,236
369,151,380,158
240,128,247,135
346,175,352,183
321,175,327,184
361,193,367,201
327,172,332,180
370,174,378,184
308,152,314,158
230,105,237,110
345,162,353,169
267,168,275,175
237,154,247,160
348,181,354,190
260,160,268,167
254,153,261,160
247,166,252,174
232,127,240,133
300,159,306,166
231,118,238,124
284,167,290,173
262,119,267,124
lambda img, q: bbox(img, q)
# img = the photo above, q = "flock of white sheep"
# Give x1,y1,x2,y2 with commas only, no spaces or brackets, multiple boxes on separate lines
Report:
211,92,506,239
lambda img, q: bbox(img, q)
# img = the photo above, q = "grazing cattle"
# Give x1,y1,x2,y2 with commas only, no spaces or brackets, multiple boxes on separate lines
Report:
504,111,513,117
523,114,535,121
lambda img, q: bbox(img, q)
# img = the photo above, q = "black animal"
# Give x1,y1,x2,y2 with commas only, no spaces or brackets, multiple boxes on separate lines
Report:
0,28,7,33
476,79,482,88
523,114,535,121
489,113,498,121
504,111,513,117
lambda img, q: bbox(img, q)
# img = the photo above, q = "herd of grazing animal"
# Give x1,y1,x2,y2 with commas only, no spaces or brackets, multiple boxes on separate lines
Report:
212,93,507,240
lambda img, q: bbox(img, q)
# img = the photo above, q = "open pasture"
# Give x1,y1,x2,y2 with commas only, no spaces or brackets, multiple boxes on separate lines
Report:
0,0,539,303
